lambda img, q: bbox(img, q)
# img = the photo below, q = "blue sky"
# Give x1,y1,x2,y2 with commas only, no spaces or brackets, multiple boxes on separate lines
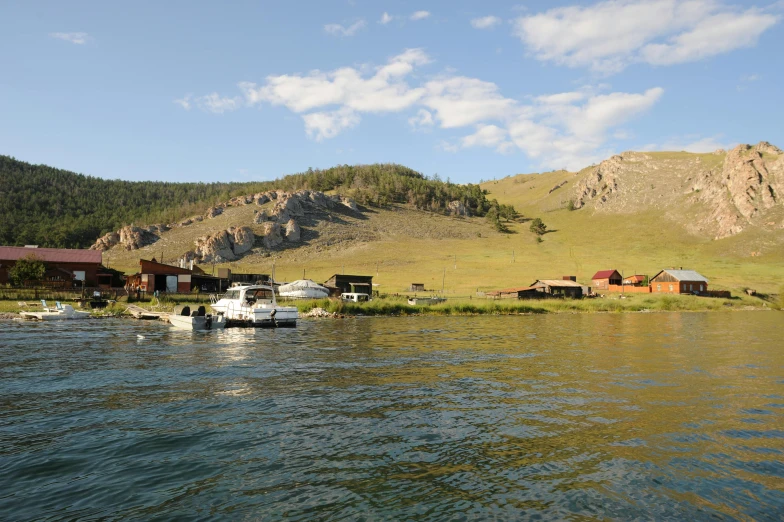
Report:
1,1,782,183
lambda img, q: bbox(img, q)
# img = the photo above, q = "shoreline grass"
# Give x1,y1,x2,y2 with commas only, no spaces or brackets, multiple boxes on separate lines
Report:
1,291,779,319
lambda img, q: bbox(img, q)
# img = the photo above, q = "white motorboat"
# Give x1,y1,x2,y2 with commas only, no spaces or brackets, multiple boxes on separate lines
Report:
277,279,330,299
210,284,298,327
20,303,90,321
169,305,226,331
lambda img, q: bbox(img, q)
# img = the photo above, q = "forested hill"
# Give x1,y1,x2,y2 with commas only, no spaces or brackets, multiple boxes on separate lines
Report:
0,156,493,249
0,155,269,248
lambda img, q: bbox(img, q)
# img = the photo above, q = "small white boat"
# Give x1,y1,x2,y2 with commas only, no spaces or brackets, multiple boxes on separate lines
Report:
20,303,90,321
169,305,226,331
408,296,447,306
210,284,298,327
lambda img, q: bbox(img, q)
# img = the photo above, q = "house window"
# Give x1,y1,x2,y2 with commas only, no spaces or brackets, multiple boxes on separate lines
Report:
669,284,673,292
700,284,703,292
657,284,661,291
689,284,692,291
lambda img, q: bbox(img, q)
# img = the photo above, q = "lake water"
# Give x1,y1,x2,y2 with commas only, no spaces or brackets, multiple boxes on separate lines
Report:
1,312,783,520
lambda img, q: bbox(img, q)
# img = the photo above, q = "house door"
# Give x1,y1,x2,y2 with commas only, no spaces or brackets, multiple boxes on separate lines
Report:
166,276,178,293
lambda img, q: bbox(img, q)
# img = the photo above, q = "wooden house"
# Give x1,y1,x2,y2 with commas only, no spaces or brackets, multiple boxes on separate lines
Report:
324,274,374,296
650,269,708,294
410,283,425,292
530,279,584,298
623,274,647,286
591,270,622,290
0,246,102,286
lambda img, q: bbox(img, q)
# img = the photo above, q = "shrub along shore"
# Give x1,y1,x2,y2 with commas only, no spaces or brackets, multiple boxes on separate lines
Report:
0,292,780,320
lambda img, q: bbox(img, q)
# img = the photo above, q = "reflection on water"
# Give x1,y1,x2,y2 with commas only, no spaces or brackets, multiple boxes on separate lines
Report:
1,312,783,520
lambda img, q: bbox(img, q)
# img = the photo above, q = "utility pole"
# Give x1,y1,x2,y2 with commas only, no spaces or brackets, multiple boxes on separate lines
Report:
376,261,379,277
512,250,515,263
454,254,457,269
442,267,446,294
303,268,306,279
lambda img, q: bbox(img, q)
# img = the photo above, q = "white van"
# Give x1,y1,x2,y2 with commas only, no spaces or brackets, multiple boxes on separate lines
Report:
341,292,370,302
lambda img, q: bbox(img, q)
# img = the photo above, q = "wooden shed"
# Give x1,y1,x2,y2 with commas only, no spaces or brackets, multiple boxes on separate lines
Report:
324,274,374,296
650,269,708,294
410,283,426,292
591,270,622,290
530,279,584,298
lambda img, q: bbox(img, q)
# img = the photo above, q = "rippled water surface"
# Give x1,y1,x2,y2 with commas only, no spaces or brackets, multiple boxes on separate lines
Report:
1,312,783,520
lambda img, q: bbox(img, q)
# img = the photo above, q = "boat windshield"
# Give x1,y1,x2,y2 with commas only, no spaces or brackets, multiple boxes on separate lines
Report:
245,288,274,304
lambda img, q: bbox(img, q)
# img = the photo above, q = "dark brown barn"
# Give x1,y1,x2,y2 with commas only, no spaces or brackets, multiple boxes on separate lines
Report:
0,246,102,286
650,269,708,294
591,270,622,290
324,274,373,296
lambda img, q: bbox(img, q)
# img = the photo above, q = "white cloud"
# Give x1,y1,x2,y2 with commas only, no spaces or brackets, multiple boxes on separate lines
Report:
324,19,367,36
50,32,90,44
409,109,435,129
651,135,736,152
197,93,243,114
471,16,502,29
303,107,360,141
173,93,242,114
422,77,516,128
514,0,779,73
411,10,431,21
174,95,192,110
379,12,393,24
185,49,664,169
239,48,430,114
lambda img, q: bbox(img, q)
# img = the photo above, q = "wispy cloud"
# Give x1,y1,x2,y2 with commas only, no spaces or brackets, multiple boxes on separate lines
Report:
514,0,779,74
644,134,736,152
173,93,242,114
379,12,394,24
471,16,502,29
182,49,665,170
410,10,431,21
324,19,367,36
49,32,90,44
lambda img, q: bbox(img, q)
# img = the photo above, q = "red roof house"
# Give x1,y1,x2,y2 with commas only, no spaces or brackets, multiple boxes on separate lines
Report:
591,269,622,290
0,246,103,286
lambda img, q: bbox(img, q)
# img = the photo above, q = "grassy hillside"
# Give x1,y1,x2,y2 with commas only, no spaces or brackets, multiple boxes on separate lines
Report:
103,147,784,297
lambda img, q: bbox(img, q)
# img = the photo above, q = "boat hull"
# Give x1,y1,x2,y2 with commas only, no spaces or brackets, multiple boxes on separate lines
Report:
169,314,226,331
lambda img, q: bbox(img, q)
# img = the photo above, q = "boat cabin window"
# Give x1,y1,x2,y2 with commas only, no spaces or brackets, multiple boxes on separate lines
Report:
245,288,274,303
224,290,240,300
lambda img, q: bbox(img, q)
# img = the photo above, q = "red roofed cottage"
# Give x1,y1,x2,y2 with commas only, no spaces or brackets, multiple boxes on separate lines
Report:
591,270,622,290
0,246,102,286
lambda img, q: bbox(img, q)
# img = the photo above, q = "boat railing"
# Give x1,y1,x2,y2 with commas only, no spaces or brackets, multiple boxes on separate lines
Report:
209,293,219,304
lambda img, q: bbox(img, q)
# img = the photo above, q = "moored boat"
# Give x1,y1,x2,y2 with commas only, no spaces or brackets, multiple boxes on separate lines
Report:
210,284,298,327
169,305,226,331
20,303,90,321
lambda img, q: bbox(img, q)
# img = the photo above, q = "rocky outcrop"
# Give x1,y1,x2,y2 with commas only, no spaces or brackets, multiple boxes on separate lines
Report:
261,222,283,248
284,219,301,242
340,196,358,211
90,231,120,251
721,143,780,220
253,210,270,224
231,226,255,255
205,206,224,219
228,195,253,207
689,142,783,238
195,230,236,262
447,200,470,216
548,181,568,194
573,155,622,209
255,193,270,205
90,224,164,251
